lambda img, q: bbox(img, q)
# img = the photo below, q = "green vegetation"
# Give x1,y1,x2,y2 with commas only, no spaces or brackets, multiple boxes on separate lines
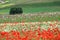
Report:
0,13,60,23
0,0,60,23
0,1,60,14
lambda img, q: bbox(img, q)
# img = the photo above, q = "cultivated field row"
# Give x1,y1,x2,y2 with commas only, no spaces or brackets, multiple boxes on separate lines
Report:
0,21,60,40
0,12,60,23
0,21,60,32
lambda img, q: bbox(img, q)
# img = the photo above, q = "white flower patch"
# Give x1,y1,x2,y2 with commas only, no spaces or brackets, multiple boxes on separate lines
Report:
47,21,51,24
3,25,12,32
40,24,49,30
34,25,39,30
57,24,60,29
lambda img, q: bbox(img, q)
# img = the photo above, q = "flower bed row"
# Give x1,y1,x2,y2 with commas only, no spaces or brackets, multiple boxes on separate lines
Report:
0,21,60,40
0,28,60,40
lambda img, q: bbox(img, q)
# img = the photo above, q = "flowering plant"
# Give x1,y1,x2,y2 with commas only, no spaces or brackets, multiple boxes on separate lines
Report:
0,21,60,40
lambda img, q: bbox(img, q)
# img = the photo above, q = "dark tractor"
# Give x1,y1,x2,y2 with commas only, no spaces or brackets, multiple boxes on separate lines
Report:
9,7,23,15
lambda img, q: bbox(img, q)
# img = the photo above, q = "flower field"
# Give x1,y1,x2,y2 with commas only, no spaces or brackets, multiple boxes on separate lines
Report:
0,12,60,23
0,21,60,40
0,0,60,40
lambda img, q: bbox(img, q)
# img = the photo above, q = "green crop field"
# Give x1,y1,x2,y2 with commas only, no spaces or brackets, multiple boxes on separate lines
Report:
0,0,60,14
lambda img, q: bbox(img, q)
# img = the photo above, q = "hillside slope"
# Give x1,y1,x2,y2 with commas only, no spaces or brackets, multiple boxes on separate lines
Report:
0,0,60,8
0,0,60,14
